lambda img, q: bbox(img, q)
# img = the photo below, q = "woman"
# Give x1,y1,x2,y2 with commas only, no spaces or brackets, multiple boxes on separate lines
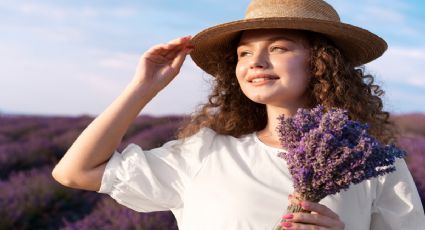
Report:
52,0,425,229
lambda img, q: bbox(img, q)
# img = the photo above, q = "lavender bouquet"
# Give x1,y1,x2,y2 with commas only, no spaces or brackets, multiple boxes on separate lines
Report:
273,105,405,229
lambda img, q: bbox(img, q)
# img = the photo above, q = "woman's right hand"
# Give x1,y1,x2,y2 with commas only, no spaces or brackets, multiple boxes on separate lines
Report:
132,35,193,94
280,194,345,230
52,36,193,191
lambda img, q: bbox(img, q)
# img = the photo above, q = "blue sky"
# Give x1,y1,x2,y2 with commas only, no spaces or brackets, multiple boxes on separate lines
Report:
0,0,424,116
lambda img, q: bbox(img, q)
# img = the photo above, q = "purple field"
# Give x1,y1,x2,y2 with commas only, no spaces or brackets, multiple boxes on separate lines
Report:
0,114,424,229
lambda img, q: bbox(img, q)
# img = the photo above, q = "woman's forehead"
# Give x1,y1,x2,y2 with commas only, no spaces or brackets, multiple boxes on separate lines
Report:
238,29,309,46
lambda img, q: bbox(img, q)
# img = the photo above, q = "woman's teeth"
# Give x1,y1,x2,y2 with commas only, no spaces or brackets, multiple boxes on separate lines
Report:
252,78,266,83
251,77,275,83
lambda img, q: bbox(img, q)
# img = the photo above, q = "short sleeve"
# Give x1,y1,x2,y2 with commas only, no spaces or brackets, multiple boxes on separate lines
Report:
370,158,425,230
97,128,216,212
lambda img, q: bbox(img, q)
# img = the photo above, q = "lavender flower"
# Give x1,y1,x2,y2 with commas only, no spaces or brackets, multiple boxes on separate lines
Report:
0,114,181,229
398,134,425,208
61,196,178,230
274,105,405,229
0,166,99,229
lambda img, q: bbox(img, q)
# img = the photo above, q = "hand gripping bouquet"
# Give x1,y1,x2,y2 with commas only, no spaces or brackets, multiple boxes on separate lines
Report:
273,105,406,230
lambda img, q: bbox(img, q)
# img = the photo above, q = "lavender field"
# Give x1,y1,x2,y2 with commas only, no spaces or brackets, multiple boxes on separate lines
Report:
0,114,424,229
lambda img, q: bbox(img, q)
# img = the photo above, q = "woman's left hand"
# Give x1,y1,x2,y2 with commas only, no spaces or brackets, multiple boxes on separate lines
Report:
280,200,345,230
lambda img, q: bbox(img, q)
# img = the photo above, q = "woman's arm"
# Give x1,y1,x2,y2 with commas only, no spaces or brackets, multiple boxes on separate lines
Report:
52,36,193,191
369,159,425,229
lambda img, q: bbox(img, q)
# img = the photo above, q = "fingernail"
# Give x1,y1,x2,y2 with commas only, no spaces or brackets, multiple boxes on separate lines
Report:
281,222,292,228
301,201,309,208
282,214,293,219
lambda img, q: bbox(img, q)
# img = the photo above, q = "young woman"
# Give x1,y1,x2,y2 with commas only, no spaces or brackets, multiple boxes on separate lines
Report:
52,0,425,229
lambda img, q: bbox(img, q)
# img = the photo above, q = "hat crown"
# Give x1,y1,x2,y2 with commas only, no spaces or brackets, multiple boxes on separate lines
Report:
245,0,340,22
190,0,387,75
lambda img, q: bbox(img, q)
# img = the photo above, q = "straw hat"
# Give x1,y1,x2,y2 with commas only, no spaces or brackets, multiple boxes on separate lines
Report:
189,0,387,75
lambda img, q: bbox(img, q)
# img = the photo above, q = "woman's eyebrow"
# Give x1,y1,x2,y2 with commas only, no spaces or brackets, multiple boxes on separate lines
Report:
238,36,297,47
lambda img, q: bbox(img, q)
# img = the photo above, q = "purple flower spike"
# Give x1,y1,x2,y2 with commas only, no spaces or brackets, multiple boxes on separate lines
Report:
276,105,406,205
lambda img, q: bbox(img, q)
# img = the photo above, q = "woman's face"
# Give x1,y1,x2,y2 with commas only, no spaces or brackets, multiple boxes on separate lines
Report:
235,29,311,109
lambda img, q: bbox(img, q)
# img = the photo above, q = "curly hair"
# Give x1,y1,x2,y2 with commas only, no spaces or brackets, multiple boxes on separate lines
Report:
177,31,396,144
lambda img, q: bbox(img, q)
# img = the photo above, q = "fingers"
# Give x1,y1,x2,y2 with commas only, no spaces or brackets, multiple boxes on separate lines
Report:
300,201,339,220
281,221,327,230
281,221,345,230
170,48,190,70
281,196,345,229
144,36,193,62
287,195,338,220
281,212,340,229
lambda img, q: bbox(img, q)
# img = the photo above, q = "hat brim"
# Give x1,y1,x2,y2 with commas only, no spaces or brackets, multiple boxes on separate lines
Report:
190,17,387,75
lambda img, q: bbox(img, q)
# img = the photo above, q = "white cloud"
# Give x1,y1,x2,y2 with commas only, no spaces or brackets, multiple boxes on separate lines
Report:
366,45,425,113
0,37,210,116
0,42,126,115
17,2,68,20
406,78,425,87
390,47,425,59
360,6,405,24
367,46,425,87
28,25,86,43
326,0,420,39
109,7,138,17
96,52,140,71
0,0,424,115
8,2,137,21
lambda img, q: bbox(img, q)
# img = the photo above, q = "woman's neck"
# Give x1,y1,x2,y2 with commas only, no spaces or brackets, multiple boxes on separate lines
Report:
257,105,299,148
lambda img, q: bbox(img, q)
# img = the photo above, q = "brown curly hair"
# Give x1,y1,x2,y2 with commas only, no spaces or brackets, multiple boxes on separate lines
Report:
177,30,396,144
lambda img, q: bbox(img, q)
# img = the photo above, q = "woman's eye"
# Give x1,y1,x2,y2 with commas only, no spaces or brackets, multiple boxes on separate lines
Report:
238,51,251,57
270,46,287,52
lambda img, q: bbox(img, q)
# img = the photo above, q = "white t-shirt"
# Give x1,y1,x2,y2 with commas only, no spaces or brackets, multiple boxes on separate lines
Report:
98,128,425,230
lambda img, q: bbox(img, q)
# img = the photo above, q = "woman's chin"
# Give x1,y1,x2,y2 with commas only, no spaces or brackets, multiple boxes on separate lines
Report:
246,95,269,104
247,96,279,106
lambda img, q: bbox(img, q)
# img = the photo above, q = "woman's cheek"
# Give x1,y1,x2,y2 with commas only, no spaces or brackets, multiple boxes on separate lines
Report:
235,63,247,83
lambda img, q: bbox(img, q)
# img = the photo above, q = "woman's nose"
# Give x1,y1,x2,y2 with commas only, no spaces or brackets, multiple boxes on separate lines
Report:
249,52,269,69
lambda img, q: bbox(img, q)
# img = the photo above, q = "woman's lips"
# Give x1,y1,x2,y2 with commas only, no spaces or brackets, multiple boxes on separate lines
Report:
247,74,279,85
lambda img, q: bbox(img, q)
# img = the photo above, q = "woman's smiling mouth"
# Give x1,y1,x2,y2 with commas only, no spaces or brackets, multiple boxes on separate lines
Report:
247,74,280,85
